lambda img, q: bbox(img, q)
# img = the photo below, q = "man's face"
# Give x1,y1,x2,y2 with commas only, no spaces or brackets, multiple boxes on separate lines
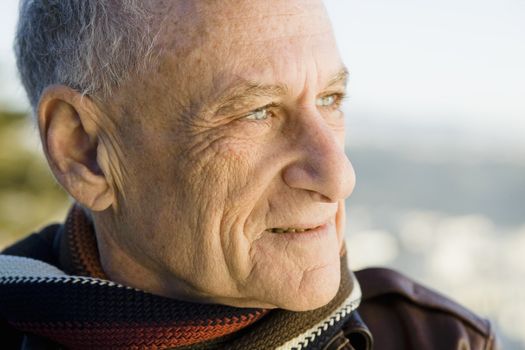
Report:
104,0,355,311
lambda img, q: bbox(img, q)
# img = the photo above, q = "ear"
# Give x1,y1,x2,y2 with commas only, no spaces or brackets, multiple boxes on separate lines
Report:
37,85,115,211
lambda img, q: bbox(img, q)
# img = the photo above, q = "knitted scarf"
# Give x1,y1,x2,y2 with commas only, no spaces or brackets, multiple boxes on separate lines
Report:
0,206,361,350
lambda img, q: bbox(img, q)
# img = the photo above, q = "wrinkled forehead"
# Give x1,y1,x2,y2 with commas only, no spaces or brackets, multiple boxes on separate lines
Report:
155,0,341,86
158,0,333,47
110,0,344,120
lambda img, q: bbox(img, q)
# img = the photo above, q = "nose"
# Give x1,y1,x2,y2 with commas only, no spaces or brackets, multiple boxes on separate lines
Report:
282,109,356,203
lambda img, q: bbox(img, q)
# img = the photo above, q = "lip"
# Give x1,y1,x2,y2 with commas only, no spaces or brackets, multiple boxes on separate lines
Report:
265,218,334,232
264,222,333,241
266,225,322,234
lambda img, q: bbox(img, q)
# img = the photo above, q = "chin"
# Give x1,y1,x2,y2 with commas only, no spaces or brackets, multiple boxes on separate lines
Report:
276,263,342,312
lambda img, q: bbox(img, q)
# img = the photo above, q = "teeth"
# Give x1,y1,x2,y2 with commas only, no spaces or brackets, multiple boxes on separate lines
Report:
269,227,313,233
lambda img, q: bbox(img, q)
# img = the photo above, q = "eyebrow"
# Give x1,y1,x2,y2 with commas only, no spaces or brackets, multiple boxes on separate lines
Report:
212,66,349,116
213,82,287,116
326,67,349,90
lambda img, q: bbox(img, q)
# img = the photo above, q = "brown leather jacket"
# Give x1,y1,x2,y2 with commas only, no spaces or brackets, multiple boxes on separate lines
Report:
1,225,499,350
328,268,499,350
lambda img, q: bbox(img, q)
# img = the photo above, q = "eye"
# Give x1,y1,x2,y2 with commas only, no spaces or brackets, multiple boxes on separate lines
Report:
315,94,339,107
244,107,271,121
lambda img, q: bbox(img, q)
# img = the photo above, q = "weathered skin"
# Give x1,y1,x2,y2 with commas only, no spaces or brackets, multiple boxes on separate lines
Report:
38,0,355,311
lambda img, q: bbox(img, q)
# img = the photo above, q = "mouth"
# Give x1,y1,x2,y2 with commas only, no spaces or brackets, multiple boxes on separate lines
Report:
266,226,322,234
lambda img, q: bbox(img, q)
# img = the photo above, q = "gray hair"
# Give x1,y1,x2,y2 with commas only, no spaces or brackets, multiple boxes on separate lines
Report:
15,0,161,111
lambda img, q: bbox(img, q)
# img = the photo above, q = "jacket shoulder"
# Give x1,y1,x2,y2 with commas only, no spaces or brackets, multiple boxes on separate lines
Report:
355,267,499,350
1,224,61,266
355,267,489,333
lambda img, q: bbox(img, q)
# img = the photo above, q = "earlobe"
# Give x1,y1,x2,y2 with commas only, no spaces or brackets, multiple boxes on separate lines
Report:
37,86,115,211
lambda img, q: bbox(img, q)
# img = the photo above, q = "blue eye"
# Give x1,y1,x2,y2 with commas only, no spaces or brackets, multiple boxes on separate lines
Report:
316,94,337,107
245,108,270,121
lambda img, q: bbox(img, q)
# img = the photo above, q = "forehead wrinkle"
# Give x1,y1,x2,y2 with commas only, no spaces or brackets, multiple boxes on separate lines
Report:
210,11,312,20
243,29,334,46
186,2,332,46
194,0,323,20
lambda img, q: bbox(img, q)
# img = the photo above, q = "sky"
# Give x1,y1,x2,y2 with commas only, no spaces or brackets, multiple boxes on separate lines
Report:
326,0,525,122
323,0,525,152
1,0,524,150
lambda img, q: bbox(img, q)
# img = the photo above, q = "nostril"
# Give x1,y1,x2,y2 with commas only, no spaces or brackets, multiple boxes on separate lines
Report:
308,190,335,203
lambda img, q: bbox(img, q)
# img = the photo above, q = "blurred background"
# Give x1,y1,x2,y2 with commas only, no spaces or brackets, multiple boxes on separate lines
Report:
1,0,524,348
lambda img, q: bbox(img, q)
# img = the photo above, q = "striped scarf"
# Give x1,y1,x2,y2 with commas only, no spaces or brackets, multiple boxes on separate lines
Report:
0,206,361,349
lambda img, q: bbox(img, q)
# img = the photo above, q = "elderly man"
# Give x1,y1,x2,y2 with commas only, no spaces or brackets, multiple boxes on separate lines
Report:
0,1,498,349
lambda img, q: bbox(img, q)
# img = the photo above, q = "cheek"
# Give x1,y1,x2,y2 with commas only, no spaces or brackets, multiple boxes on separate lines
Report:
119,135,258,288
183,135,275,260
185,135,260,197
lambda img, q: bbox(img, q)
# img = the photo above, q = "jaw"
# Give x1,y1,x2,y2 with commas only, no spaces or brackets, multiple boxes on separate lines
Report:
213,200,347,311
233,219,342,311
